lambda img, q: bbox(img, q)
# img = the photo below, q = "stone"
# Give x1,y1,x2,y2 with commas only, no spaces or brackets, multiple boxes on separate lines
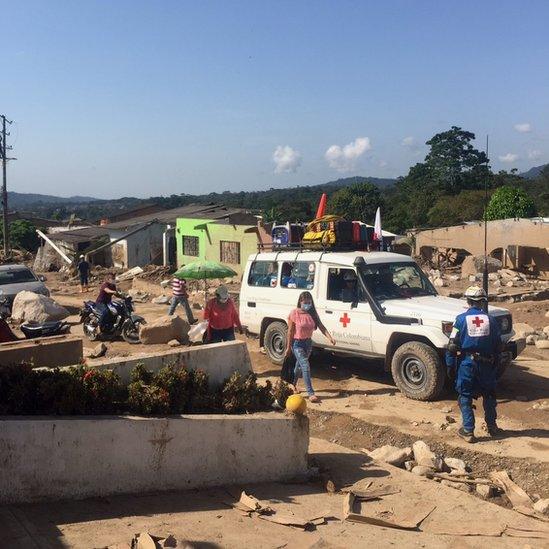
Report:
488,272,499,281
88,342,108,359
468,275,477,283
128,289,149,303
167,339,181,347
192,302,202,310
443,457,467,472
160,279,170,288
366,445,413,466
506,280,514,288
441,480,471,493
514,322,536,338
412,465,434,477
526,334,538,345
492,279,501,288
445,415,456,424
535,339,549,349
533,498,549,515
11,291,70,323
139,315,190,345
412,440,442,470
545,311,549,318
152,295,170,305
461,255,502,278
476,484,496,498
543,326,549,335
404,460,415,472
433,278,446,287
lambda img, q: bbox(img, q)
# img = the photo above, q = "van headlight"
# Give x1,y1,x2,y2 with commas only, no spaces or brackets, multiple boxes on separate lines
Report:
499,315,511,334
441,321,453,337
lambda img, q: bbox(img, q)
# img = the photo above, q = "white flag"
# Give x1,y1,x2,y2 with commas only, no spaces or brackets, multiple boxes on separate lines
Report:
373,207,382,241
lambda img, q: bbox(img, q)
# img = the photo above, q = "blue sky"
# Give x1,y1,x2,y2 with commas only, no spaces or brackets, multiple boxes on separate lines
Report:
2,0,548,198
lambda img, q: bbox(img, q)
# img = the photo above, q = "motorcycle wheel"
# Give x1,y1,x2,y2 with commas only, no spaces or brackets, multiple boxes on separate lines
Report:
83,322,99,341
122,319,144,344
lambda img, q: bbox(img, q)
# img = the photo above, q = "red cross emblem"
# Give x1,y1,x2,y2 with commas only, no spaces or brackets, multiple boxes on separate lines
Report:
472,316,484,328
339,313,351,328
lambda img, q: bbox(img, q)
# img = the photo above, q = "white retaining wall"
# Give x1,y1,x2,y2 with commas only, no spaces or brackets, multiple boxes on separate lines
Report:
89,340,252,387
0,414,309,503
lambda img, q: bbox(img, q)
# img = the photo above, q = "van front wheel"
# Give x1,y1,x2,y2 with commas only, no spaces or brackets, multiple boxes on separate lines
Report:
391,342,445,401
264,321,288,365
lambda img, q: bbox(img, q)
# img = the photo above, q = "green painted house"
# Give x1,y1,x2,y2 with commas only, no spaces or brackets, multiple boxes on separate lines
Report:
176,206,271,276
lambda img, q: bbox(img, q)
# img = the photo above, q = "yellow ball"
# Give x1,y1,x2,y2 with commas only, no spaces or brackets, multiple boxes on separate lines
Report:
286,394,307,414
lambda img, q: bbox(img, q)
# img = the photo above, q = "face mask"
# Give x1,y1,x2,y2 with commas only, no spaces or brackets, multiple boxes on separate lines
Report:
301,303,312,312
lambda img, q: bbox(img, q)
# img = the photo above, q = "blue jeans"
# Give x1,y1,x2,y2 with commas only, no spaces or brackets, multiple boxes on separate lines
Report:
95,302,111,328
210,327,236,343
292,339,314,396
456,355,497,432
168,296,196,324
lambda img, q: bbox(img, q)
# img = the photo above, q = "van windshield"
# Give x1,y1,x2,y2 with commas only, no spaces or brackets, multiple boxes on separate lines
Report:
359,262,436,300
0,268,38,285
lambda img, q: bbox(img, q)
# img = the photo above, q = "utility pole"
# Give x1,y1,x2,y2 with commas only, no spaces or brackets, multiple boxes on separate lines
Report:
0,115,14,260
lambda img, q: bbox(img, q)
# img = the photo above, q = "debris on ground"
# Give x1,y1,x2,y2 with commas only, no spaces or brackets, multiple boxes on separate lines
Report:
130,531,193,548
87,342,108,359
152,295,170,305
117,267,144,282
128,289,150,303
139,315,190,345
342,490,435,530
362,445,412,466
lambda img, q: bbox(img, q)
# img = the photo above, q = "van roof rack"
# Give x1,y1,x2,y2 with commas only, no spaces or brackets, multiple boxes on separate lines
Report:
258,242,371,253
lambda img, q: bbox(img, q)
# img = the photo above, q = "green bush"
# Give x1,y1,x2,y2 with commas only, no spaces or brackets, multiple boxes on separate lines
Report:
220,372,273,414
154,363,192,413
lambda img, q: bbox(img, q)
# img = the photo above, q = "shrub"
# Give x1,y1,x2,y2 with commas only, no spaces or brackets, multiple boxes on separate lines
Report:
220,372,273,414
272,380,293,408
153,363,191,413
130,363,154,385
127,381,171,415
188,369,213,412
34,369,87,415
0,363,35,414
80,368,123,414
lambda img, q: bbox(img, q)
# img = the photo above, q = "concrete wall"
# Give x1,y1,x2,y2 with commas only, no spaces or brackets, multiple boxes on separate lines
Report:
0,413,309,503
108,224,166,269
0,335,83,368
89,340,252,387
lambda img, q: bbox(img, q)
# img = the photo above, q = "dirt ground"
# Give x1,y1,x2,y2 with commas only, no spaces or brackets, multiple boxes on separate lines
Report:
7,271,546,547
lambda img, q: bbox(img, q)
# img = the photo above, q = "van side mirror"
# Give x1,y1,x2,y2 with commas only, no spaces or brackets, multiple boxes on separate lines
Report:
351,301,358,309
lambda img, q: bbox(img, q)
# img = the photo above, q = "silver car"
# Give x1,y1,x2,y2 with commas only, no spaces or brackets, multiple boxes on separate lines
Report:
0,264,50,308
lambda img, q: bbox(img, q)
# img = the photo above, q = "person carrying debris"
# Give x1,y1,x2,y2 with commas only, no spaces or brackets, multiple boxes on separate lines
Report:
77,254,90,293
204,285,242,343
446,286,503,443
168,276,196,324
95,272,118,328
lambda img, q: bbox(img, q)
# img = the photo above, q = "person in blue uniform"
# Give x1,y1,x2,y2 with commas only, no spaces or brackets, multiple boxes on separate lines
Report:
446,286,503,443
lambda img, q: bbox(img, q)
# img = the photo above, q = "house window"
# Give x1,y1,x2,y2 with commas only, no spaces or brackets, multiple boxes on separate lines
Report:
182,235,199,257
220,241,241,264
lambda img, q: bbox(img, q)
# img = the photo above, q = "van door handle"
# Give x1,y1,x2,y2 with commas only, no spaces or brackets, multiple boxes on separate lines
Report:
247,302,256,308
325,310,333,314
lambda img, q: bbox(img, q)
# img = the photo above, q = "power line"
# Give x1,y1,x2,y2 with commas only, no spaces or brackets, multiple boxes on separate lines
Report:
1,114,15,260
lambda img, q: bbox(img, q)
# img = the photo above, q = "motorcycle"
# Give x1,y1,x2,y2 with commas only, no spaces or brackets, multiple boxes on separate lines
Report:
0,290,70,343
80,294,145,344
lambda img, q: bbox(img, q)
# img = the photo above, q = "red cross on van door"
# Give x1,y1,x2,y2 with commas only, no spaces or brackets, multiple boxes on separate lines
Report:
339,313,351,328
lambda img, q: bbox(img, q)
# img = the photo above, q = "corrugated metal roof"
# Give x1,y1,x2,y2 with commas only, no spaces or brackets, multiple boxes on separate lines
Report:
49,226,111,243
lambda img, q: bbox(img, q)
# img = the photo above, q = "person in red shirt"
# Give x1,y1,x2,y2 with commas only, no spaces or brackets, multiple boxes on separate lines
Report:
95,273,118,328
204,285,242,343
285,291,335,402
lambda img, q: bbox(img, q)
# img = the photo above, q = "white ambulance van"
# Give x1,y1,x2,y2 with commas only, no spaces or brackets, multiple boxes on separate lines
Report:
239,250,519,401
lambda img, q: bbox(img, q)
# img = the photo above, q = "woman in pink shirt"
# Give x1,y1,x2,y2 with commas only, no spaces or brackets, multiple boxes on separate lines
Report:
285,291,335,402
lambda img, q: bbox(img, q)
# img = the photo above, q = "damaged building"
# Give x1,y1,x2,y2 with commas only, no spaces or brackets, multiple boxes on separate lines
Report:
415,217,549,278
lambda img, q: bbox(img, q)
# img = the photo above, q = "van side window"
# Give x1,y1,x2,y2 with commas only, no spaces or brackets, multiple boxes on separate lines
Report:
281,261,315,289
327,268,362,302
248,261,278,287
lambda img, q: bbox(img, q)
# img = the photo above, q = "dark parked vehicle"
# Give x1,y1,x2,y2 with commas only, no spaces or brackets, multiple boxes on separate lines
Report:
80,295,145,344
0,264,50,309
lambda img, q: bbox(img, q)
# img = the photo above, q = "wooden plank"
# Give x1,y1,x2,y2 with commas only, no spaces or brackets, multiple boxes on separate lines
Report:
489,471,533,508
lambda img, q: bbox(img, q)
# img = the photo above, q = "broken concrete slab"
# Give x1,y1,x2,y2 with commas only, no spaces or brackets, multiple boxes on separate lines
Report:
412,440,443,471
0,335,83,368
364,445,412,467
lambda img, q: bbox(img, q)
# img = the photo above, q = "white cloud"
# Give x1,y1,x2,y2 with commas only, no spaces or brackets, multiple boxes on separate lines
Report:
401,136,415,147
514,123,531,133
272,145,302,174
325,137,371,172
528,149,541,160
499,153,519,163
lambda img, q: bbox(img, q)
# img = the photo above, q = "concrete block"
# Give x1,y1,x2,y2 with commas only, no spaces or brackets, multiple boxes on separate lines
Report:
0,335,83,368
0,413,309,504
90,340,252,388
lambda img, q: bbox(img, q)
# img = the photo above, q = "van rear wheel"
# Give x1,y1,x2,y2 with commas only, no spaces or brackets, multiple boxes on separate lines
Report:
264,321,288,365
391,342,445,401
